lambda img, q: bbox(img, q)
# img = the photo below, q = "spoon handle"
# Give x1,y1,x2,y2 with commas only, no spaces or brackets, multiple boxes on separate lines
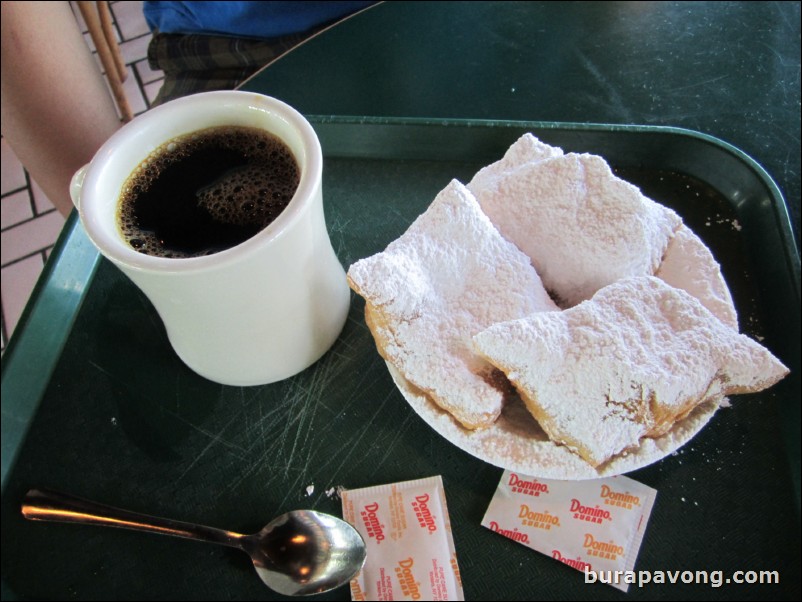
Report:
22,488,246,550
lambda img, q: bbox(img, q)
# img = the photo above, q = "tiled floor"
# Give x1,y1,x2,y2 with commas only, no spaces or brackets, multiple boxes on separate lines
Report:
1,1,163,354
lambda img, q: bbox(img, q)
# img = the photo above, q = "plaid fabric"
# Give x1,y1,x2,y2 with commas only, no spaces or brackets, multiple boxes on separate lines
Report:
147,30,312,105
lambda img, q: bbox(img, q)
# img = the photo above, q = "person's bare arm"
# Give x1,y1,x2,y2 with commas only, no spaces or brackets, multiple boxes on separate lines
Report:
1,1,122,216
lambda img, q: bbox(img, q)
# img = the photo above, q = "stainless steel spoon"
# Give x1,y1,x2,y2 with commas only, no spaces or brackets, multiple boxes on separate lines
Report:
22,488,366,597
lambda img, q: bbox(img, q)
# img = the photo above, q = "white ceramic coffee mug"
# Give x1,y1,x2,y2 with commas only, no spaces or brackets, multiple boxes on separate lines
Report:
70,91,350,386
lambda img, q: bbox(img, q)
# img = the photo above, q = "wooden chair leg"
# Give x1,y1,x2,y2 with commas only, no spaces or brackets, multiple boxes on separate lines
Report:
97,1,127,83
76,0,133,122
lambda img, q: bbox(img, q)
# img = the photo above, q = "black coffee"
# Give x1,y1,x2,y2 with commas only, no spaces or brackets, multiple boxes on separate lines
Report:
118,126,299,258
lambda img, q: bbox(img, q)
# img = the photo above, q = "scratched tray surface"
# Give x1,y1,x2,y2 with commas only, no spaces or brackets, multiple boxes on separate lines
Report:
1,121,799,601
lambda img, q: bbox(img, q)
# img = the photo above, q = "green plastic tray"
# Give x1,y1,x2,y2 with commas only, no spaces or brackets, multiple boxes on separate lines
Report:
2,119,799,600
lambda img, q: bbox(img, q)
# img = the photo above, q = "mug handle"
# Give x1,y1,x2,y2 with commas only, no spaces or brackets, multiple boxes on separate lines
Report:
69,164,89,210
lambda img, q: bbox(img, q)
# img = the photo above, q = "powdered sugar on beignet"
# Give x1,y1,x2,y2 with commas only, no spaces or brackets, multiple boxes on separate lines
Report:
468,151,682,307
656,224,738,330
347,180,559,429
473,276,788,467
469,133,563,192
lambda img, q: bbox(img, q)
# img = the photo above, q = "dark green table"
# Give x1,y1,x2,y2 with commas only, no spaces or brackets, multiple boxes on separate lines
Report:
3,3,800,600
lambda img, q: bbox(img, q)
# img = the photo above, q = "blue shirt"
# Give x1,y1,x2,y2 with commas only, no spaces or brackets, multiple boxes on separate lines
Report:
143,1,376,40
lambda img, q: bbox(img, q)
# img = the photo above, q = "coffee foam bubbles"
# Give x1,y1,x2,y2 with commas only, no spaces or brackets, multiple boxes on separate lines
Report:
117,127,299,258
196,162,296,227
194,129,298,227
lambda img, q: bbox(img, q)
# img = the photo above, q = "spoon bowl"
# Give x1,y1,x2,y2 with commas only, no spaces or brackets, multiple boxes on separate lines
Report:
22,488,366,596
245,509,367,595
